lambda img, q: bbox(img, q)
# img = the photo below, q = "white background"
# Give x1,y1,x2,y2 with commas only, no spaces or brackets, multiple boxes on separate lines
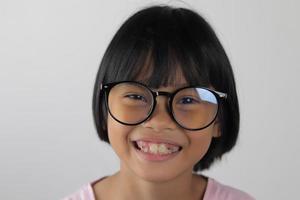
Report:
1,0,299,199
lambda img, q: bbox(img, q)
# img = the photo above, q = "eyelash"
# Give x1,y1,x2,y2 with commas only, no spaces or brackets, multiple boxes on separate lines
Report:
124,94,148,102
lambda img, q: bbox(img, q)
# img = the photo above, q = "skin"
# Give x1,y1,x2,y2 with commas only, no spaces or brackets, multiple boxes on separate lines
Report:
93,79,221,200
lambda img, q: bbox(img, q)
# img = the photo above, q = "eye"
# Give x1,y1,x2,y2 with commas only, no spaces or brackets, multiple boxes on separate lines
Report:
125,94,148,102
178,97,200,104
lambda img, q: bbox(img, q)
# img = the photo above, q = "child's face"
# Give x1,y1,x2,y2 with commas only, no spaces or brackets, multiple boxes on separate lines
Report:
107,78,221,182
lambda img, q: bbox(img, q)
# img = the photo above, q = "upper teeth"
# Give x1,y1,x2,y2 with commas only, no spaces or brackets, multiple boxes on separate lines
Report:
136,141,180,155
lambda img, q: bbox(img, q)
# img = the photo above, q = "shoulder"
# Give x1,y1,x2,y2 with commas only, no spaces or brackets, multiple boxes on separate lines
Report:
204,178,255,200
62,183,95,200
61,177,106,200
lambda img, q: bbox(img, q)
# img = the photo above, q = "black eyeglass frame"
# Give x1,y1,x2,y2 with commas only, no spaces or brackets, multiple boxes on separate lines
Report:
100,81,227,131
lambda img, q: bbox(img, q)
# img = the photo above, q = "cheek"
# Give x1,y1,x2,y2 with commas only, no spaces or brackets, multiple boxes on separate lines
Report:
107,115,133,154
190,135,212,158
186,128,215,161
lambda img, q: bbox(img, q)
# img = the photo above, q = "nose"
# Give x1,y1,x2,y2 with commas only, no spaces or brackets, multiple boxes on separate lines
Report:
141,96,177,132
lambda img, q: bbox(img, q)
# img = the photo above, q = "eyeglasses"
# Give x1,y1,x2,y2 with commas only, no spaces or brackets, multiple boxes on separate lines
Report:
100,81,227,131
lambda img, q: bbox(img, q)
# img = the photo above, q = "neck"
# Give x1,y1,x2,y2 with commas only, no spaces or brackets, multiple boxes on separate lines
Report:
109,165,207,200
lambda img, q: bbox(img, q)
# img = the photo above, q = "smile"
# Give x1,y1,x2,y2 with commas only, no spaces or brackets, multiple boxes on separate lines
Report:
132,140,183,161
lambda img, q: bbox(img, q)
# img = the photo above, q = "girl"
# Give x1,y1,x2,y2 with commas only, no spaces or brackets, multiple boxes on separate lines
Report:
64,5,254,200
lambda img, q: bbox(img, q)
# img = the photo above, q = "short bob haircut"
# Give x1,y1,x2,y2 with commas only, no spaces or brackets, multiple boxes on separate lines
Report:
92,5,239,171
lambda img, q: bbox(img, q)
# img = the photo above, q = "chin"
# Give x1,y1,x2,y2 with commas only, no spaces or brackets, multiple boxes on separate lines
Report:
133,166,185,183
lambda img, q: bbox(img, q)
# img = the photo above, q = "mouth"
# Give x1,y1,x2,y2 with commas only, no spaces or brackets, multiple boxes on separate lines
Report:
131,140,183,161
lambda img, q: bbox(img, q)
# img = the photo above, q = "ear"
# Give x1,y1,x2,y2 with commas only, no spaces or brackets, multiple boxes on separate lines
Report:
212,120,221,138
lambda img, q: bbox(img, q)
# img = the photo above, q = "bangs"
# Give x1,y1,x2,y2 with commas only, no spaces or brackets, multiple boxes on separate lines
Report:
103,35,211,89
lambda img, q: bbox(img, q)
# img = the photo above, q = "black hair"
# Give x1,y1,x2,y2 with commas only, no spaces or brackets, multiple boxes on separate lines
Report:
92,5,239,171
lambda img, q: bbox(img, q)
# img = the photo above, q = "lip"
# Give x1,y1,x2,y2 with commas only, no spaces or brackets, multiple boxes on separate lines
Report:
130,137,183,162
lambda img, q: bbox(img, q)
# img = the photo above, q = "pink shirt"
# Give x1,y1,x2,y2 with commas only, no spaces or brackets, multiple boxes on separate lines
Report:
63,177,255,200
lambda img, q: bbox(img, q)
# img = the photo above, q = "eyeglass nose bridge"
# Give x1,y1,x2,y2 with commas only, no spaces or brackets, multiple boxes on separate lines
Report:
153,91,174,105
154,91,172,98
151,91,174,115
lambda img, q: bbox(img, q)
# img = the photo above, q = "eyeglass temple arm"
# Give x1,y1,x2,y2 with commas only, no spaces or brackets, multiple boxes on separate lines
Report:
100,83,108,91
215,91,227,99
